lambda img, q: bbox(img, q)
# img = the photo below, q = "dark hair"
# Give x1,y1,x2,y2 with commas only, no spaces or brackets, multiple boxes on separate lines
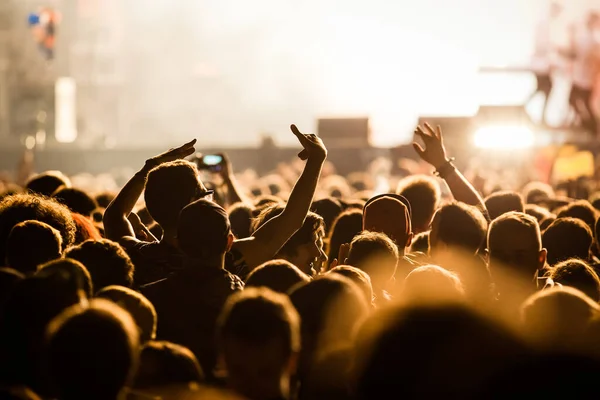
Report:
311,198,343,235
65,239,135,291
217,287,300,370
228,202,254,239
354,304,527,399
52,187,98,218
346,231,399,288
45,299,139,400
410,231,430,254
144,160,201,230
289,275,368,379
0,194,76,262
253,205,324,257
254,195,283,210
95,192,116,209
522,182,554,205
542,218,593,265
430,202,488,254
5,220,62,275
396,175,441,233
484,191,525,221
71,213,102,244
37,258,93,298
97,285,157,343
488,212,541,255
134,340,204,389
525,204,552,222
326,209,363,266
25,171,70,197
328,265,374,306
245,259,310,293
556,200,598,235
521,286,599,350
549,259,600,302
539,215,556,230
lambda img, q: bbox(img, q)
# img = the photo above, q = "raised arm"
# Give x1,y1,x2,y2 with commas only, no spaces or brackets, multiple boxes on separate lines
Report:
233,124,327,269
413,123,486,211
103,140,196,242
218,153,251,206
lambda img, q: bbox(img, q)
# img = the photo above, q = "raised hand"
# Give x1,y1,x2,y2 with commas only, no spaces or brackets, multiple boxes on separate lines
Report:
145,139,197,169
413,123,449,169
290,124,327,162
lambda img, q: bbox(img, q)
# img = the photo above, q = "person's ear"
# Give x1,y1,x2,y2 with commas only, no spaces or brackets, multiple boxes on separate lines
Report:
405,232,414,249
538,248,548,269
226,232,234,252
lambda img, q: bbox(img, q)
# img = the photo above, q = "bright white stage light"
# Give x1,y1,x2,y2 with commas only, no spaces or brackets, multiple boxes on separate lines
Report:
55,77,78,143
473,125,535,150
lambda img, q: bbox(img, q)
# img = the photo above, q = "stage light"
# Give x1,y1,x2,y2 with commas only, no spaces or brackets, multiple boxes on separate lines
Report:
473,125,534,150
55,77,78,143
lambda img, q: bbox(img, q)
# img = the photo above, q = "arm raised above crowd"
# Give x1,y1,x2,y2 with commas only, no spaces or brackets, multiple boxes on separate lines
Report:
103,139,196,242
233,124,327,269
413,123,486,211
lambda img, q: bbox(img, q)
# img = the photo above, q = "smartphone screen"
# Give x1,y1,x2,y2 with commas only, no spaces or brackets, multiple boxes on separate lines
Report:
202,155,223,166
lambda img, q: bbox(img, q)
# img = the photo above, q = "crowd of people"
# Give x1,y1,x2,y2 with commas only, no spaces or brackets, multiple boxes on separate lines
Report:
1,121,600,399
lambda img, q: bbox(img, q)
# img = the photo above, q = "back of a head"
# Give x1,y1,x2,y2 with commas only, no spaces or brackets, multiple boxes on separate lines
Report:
134,340,204,390
488,212,542,276
328,265,374,306
346,231,399,289
542,218,592,265
45,299,139,400
289,275,368,360
363,195,412,247
355,303,527,399
5,220,62,275
430,202,487,255
311,197,343,235
95,192,116,209
228,202,254,239
217,288,300,399
97,285,157,342
25,171,71,197
396,175,441,234
401,265,465,304
410,231,430,254
144,160,201,230
485,191,525,221
37,258,93,298
0,194,76,262
65,239,135,291
521,286,599,350
177,199,231,260
556,200,598,234
524,204,552,222
52,187,98,218
550,259,600,302
522,181,554,205
245,259,310,293
327,209,363,264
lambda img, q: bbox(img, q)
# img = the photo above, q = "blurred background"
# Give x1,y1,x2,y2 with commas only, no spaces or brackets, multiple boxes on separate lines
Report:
0,0,599,177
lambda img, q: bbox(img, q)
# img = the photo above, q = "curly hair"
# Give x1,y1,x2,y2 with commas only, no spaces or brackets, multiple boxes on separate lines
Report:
65,239,135,291
0,194,76,262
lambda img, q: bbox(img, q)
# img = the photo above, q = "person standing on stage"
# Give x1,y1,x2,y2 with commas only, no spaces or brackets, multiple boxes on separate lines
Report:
568,11,600,137
528,2,563,126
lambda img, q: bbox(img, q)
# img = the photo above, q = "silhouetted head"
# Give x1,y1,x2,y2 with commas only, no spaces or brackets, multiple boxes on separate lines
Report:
485,191,525,221
97,285,157,342
397,175,441,234
217,287,300,400
65,239,135,291
25,171,71,197
542,218,592,265
430,202,487,256
549,259,600,302
5,220,62,275
245,259,311,294
52,187,98,218
45,299,140,400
